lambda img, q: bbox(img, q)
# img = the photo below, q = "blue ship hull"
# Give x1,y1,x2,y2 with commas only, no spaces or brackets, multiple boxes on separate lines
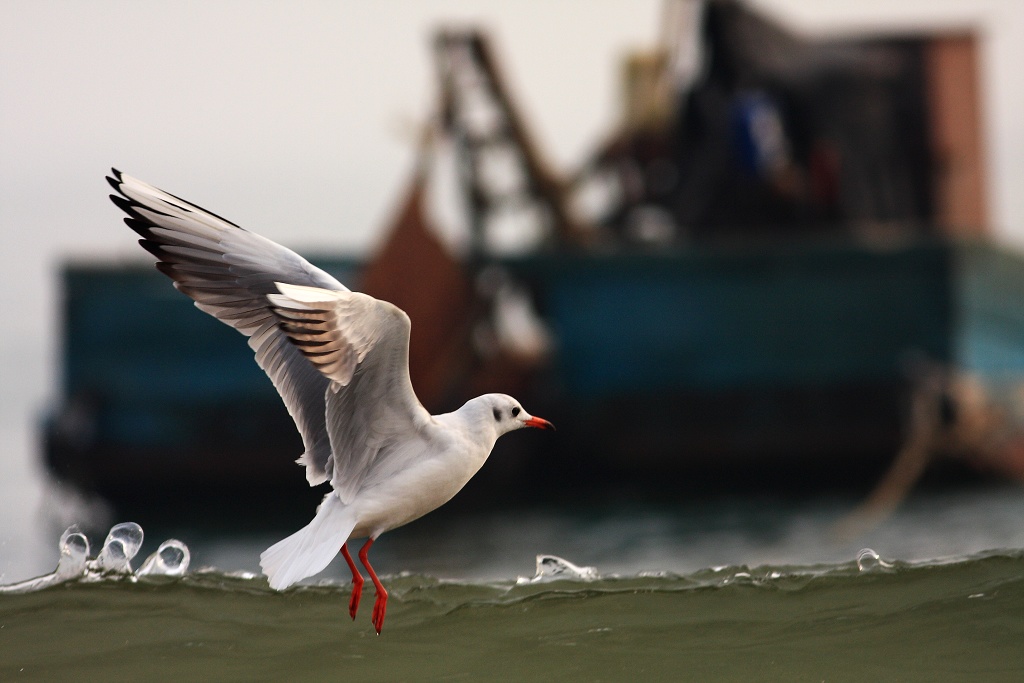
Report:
42,238,1024,505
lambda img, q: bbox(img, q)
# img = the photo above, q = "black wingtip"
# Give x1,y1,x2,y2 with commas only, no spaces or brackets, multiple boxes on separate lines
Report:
123,216,152,238
110,194,136,216
137,238,166,259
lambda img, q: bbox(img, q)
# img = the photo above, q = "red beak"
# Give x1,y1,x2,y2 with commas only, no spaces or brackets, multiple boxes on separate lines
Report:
524,416,555,430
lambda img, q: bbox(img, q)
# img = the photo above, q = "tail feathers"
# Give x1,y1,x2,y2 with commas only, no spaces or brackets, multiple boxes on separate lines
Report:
260,493,356,590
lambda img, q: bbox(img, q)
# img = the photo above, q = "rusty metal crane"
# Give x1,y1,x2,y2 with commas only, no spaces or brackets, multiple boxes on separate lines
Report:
434,29,590,255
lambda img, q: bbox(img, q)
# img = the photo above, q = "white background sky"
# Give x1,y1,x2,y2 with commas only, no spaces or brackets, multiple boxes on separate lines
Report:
2,0,1024,463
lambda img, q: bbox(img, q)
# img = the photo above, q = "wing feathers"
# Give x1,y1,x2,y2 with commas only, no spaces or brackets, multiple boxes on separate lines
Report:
109,170,430,500
108,169,345,486
267,282,427,503
268,285,371,388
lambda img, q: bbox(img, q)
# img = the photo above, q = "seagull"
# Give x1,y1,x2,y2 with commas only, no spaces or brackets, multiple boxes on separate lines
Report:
107,169,554,633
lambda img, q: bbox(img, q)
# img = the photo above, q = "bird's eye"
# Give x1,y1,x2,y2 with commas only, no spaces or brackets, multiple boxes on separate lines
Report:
511,407,521,417
493,408,501,421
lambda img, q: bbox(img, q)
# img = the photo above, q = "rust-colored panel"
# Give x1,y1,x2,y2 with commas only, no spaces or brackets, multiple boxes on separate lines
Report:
360,171,476,410
925,34,988,235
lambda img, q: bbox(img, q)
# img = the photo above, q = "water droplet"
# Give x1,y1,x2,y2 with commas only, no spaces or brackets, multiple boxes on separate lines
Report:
0,526,92,592
856,548,893,571
92,522,144,574
137,539,190,577
55,526,90,580
106,522,144,559
517,554,599,583
1,522,194,592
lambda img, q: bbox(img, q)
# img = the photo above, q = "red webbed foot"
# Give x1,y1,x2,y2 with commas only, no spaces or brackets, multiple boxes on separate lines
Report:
359,537,389,634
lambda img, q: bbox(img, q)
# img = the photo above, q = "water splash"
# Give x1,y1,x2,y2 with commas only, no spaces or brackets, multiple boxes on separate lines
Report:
0,522,190,593
517,554,600,584
55,526,91,580
0,526,93,593
137,539,190,577
856,548,894,571
88,522,144,575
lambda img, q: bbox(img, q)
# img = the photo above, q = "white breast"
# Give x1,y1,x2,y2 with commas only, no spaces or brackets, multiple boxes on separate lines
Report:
348,418,495,539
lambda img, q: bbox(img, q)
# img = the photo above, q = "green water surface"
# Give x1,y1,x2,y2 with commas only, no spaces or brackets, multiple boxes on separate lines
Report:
2,552,1022,682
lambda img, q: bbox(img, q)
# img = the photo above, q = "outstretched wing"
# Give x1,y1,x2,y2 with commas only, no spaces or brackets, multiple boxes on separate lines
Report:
107,169,344,485
268,283,432,503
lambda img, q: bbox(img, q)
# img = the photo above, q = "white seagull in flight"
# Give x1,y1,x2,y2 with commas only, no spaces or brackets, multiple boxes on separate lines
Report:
108,169,554,633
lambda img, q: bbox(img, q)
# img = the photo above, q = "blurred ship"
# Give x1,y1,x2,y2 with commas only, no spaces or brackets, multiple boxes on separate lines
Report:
43,1,1024,510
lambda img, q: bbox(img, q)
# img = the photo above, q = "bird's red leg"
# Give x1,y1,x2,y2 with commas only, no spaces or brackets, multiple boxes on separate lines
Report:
340,543,363,620
358,537,388,634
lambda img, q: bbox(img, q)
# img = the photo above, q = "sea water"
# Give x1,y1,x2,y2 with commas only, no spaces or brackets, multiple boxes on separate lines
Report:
5,390,1024,679
2,548,1023,681
3,486,1024,681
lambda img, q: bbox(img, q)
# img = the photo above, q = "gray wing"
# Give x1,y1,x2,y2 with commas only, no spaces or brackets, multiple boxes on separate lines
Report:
107,169,343,485
268,284,432,503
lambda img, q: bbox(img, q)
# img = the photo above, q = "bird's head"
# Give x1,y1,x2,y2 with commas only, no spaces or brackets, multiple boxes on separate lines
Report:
468,393,555,438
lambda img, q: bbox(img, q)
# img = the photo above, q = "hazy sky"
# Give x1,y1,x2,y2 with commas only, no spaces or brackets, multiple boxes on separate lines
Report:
3,0,1024,414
